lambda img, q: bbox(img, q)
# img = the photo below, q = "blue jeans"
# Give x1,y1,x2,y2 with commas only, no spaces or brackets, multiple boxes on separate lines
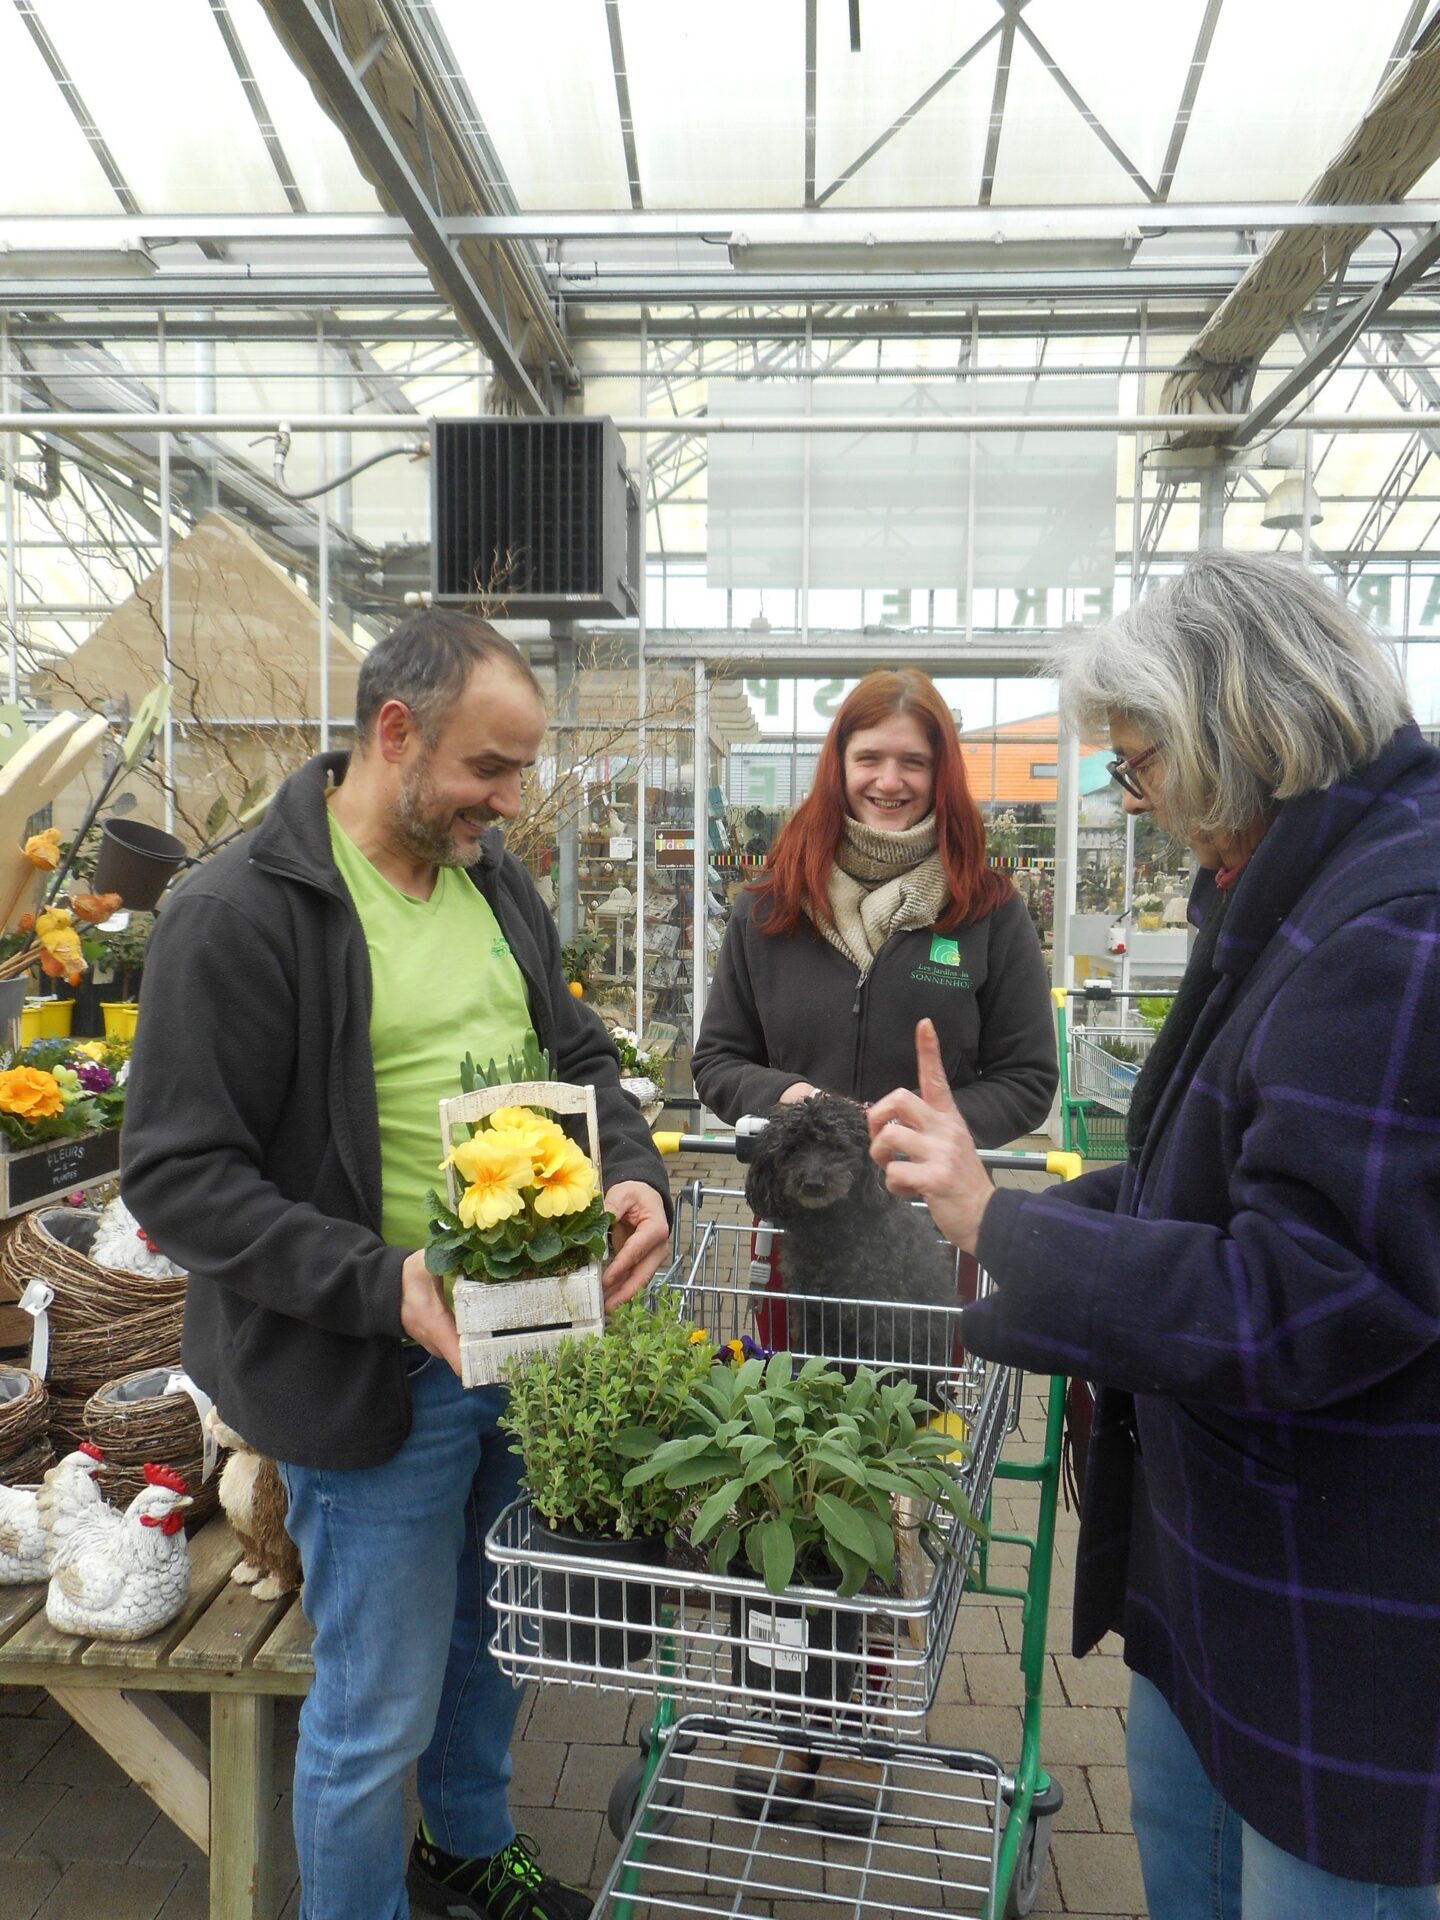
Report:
1127,1673,1440,1919
277,1349,525,1920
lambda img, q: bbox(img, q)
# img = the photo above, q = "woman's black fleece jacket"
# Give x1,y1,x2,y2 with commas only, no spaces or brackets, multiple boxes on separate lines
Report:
693,886,1057,1144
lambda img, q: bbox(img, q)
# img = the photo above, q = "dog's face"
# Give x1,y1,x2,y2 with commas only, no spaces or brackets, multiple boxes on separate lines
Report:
744,1095,884,1223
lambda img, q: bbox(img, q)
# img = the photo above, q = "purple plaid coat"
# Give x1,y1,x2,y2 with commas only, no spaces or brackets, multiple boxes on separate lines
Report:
966,724,1440,1886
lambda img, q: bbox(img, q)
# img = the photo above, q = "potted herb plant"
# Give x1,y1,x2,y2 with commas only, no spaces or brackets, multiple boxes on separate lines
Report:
625,1352,976,1706
500,1291,713,1668
425,1041,613,1386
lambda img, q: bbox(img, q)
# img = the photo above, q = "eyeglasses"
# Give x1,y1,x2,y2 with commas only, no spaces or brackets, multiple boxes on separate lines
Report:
1105,742,1162,799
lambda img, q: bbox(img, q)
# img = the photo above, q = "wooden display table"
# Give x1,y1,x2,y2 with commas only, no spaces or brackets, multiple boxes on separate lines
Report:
0,1513,312,1920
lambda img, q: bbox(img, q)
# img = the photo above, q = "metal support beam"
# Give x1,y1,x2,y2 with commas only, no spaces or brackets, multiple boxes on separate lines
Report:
1157,0,1223,201
260,0,551,412
7,205,1440,244
207,0,306,212
1229,223,1440,446
978,8,1019,208
603,0,643,209
803,0,817,208
4,408,1440,436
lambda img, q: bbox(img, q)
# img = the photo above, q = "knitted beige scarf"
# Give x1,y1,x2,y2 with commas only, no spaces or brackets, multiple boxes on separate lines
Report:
810,814,949,971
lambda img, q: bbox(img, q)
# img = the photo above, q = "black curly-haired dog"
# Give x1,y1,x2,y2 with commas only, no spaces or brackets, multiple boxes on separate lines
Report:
743,1093,962,1404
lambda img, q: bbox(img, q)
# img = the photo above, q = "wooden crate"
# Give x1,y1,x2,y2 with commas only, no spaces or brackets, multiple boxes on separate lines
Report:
438,1079,606,1389
454,1262,604,1387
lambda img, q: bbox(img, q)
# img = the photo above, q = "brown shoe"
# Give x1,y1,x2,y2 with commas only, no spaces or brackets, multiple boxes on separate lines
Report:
731,1742,819,1821
810,1752,890,1835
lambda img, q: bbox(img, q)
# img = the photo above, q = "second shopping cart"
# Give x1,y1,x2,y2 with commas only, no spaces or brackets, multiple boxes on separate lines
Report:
486,1128,1080,1918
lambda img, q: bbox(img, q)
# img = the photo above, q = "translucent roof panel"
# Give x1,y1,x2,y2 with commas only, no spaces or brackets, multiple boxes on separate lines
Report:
620,0,807,207
816,2,998,210
33,0,291,213
224,0,383,213
1004,0,1207,200
990,31,1150,205
0,7,117,213
1168,0,1412,201
435,0,631,209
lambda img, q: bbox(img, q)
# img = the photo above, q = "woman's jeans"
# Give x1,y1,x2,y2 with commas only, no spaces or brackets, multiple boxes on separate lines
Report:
1128,1673,1440,1919
277,1349,525,1920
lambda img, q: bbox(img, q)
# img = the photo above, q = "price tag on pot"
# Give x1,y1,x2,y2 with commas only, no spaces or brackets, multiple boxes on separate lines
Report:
17,1279,53,1379
167,1371,218,1481
744,1605,808,1673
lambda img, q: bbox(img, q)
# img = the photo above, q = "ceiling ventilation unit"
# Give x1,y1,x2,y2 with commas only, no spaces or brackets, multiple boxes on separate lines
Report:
431,417,640,620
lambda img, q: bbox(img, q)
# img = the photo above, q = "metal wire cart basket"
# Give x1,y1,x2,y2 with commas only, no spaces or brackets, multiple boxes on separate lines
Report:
485,1134,1082,1918
1053,983,1172,1162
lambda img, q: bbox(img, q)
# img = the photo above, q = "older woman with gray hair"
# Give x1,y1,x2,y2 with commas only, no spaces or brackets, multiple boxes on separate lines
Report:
870,550,1440,1917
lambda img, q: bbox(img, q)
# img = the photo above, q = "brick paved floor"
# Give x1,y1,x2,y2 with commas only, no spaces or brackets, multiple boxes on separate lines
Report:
0,1145,1145,1920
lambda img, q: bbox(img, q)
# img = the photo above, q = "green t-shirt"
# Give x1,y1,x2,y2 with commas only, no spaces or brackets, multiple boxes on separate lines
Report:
328,810,538,1249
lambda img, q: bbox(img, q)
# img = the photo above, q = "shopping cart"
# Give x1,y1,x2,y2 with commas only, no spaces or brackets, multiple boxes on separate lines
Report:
485,1125,1082,1918
1053,983,1171,1161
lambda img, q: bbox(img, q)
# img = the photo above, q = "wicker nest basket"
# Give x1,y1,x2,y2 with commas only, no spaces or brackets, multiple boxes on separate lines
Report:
0,1209,186,1446
82,1366,220,1525
0,1364,54,1488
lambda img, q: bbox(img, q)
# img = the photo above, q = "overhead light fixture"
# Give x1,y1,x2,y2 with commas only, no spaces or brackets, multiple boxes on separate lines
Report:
1262,473,1323,530
727,215,1144,275
0,240,158,278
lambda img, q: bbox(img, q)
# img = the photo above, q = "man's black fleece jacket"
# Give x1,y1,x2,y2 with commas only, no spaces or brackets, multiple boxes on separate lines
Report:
121,752,669,1470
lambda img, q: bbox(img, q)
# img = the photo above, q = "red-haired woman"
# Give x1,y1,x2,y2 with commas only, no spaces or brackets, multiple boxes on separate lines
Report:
694,670,1057,1138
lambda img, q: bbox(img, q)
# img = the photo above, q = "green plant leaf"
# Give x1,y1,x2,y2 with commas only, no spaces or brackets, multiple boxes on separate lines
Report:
830,1544,869,1598
813,1491,877,1562
755,1515,796,1594
691,1479,746,1545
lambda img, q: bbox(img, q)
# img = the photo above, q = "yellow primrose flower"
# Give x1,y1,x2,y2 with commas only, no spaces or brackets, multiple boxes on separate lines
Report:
448,1131,532,1231
530,1137,599,1218
689,1328,709,1345
486,1106,566,1156
71,1041,107,1061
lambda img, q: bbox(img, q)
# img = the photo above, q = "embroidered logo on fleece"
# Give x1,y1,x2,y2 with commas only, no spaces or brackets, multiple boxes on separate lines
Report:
911,931,971,989
490,936,511,958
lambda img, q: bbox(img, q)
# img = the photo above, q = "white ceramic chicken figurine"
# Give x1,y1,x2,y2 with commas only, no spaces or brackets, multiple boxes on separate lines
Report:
0,1444,107,1585
36,1443,110,1560
46,1463,192,1641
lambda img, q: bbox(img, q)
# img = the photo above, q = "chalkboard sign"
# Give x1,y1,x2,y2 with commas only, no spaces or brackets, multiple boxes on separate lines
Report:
0,1129,121,1214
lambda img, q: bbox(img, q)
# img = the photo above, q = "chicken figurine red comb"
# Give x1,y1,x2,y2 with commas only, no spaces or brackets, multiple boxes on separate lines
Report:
142,1463,188,1495
78,1442,104,1462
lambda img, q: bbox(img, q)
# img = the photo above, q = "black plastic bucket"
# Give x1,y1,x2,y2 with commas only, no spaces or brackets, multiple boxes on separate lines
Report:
92,818,188,912
531,1518,667,1670
729,1559,861,1708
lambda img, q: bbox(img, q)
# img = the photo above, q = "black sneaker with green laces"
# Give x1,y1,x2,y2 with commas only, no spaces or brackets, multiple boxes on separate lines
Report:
407,1825,592,1920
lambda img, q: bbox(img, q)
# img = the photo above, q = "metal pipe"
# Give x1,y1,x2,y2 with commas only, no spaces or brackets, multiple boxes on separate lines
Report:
3,204,1439,243
1,410,1437,434
1,316,16,704
317,319,330,754
158,312,175,835
635,310,648,1041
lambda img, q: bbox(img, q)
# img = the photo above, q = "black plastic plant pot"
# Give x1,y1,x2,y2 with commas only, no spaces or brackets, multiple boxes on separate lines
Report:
530,1517,667,1671
92,818,188,912
728,1557,861,1708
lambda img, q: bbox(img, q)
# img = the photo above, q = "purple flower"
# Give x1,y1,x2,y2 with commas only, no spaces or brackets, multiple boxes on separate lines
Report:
76,1063,114,1093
